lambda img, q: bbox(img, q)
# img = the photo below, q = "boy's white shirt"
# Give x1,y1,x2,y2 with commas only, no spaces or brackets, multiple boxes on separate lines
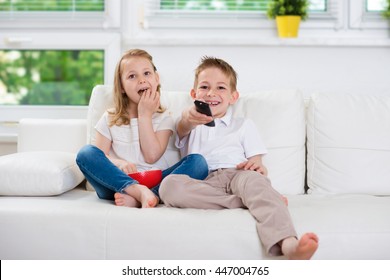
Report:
95,110,175,171
176,107,267,171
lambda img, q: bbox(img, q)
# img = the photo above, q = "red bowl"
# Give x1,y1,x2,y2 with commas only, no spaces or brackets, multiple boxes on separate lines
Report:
128,170,163,189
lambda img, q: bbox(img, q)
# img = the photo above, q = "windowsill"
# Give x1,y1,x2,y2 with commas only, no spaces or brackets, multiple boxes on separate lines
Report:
125,36,390,47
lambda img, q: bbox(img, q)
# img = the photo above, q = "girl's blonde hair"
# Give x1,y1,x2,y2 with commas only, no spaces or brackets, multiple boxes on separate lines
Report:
194,56,238,92
109,49,164,126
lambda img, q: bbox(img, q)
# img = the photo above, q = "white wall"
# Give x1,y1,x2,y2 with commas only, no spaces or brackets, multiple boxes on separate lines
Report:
129,45,390,99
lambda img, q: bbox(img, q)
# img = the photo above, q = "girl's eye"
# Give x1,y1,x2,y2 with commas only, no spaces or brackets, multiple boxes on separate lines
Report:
218,86,226,90
128,74,135,79
144,71,151,76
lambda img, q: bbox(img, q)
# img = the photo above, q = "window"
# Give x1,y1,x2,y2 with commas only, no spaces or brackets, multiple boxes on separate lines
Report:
0,0,119,28
141,0,341,30
350,0,389,29
0,50,104,106
0,0,121,137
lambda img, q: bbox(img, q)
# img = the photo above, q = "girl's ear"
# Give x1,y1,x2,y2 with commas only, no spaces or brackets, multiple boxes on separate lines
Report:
190,89,197,100
229,91,240,105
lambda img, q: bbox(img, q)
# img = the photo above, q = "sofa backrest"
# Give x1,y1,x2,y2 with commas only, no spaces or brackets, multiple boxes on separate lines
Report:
87,85,306,195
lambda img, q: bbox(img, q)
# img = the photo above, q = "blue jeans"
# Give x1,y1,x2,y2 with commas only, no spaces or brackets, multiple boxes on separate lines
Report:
76,144,208,201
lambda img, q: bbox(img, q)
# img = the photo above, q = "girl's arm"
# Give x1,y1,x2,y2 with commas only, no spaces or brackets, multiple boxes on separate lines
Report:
95,131,137,173
236,154,268,176
137,89,172,164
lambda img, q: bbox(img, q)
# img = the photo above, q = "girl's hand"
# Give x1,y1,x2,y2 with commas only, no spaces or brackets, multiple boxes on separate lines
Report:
236,160,268,176
138,89,160,117
116,159,137,174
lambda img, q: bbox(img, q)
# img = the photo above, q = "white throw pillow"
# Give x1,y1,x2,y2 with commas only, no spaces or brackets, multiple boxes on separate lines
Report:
0,151,84,196
307,93,390,195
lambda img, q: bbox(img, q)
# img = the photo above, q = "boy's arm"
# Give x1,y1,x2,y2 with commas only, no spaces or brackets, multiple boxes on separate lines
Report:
236,154,268,176
177,105,214,139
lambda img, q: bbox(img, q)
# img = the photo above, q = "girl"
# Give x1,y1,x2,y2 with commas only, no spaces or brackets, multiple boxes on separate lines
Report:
76,49,208,208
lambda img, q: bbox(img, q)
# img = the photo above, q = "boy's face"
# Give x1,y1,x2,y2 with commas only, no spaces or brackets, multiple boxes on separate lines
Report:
191,67,239,119
120,57,160,104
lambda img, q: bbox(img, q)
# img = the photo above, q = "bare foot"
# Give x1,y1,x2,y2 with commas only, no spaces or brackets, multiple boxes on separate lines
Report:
124,184,159,208
114,192,141,208
285,233,319,260
281,195,288,206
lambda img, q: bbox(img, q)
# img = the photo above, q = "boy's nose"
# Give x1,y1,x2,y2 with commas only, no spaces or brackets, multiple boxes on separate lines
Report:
206,90,215,96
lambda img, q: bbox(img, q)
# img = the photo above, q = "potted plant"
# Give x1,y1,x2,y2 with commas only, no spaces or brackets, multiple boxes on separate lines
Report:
382,0,390,19
267,0,309,38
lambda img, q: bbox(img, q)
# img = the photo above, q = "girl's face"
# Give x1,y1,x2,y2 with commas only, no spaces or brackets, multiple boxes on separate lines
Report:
120,56,160,104
191,67,238,119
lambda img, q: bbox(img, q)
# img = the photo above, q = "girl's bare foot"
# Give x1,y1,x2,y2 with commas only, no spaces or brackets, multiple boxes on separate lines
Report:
124,184,159,208
282,233,319,260
114,192,141,208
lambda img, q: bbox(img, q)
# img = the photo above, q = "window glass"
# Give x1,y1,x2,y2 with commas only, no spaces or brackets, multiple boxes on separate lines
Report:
366,0,387,12
0,50,104,106
0,0,104,12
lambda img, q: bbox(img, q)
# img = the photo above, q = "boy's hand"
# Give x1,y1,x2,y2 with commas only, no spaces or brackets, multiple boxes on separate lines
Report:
183,105,214,127
236,160,268,176
188,106,213,126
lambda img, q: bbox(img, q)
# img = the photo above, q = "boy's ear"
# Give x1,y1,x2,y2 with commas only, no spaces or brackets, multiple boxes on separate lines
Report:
190,89,197,100
229,91,240,105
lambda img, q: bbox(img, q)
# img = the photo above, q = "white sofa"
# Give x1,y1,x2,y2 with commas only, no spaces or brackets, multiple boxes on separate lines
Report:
1,85,390,260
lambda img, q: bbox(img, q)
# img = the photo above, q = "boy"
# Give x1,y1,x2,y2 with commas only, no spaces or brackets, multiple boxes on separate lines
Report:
159,56,318,259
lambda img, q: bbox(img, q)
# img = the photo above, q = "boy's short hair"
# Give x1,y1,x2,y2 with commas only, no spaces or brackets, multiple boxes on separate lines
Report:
194,56,238,92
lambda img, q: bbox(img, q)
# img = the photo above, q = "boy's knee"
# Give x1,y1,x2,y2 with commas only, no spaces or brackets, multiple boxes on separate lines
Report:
159,175,187,206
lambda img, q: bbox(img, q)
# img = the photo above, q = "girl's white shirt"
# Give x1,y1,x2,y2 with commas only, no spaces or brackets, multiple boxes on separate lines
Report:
95,110,175,171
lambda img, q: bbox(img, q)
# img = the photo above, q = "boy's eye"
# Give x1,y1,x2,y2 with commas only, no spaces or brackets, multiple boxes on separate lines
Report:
218,86,226,90
199,85,208,90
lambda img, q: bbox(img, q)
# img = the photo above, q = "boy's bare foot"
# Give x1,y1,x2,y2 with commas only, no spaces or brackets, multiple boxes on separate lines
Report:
124,184,159,208
282,233,319,260
114,192,141,208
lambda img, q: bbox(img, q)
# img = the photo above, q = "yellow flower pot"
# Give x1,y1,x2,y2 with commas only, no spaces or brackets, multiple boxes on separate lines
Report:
276,16,301,38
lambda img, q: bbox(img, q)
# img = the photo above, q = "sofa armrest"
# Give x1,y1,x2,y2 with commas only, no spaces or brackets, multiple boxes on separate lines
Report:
18,118,87,153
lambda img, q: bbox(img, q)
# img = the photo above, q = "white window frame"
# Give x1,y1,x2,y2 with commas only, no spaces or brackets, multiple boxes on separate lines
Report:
349,0,389,29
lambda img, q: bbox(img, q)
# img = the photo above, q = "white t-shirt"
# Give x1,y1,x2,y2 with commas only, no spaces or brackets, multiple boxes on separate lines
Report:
95,110,175,171
176,107,267,171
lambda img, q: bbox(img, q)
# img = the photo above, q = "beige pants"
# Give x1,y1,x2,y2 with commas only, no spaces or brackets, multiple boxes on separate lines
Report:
159,168,297,256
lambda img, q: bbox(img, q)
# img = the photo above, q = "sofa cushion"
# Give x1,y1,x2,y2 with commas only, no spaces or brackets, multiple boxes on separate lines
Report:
0,151,84,196
232,90,306,195
307,93,390,195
